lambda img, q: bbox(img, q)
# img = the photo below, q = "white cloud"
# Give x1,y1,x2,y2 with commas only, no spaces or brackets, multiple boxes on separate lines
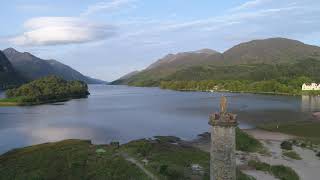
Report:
231,0,272,11
9,17,116,46
82,0,137,16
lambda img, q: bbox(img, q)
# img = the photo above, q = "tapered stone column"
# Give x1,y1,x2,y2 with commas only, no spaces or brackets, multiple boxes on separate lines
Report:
209,96,237,180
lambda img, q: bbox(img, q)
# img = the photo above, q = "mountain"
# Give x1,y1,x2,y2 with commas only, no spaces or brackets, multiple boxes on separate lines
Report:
221,38,320,65
146,48,221,70
113,38,320,86
0,50,24,89
3,48,106,84
111,49,222,85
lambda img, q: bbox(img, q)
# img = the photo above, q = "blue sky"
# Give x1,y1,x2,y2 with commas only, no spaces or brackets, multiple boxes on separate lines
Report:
0,0,320,81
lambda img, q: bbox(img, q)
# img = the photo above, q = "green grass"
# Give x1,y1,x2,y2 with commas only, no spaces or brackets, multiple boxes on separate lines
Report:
121,137,258,180
258,121,320,144
237,168,256,180
282,150,302,160
248,160,299,180
0,140,149,180
0,97,22,102
270,165,300,180
0,135,273,180
236,128,265,153
121,138,210,180
0,97,23,106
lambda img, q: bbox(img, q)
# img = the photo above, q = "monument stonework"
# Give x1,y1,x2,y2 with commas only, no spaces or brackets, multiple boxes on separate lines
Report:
209,96,237,180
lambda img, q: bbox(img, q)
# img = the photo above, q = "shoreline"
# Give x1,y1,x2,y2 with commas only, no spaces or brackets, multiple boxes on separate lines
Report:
124,84,320,97
0,95,89,106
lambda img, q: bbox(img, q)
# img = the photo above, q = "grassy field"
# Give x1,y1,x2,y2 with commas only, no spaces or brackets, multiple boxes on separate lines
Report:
236,128,265,153
258,121,320,144
121,137,211,180
248,160,299,180
282,150,302,160
0,136,258,180
0,140,149,180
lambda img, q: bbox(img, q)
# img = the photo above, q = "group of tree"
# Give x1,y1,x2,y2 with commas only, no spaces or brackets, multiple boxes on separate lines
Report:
5,76,89,103
159,75,315,95
129,58,320,95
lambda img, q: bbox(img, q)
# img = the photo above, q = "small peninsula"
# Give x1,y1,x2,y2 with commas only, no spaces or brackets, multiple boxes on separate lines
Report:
0,76,89,106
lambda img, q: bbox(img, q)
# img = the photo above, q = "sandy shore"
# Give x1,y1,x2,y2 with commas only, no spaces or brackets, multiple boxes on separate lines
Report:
191,129,320,180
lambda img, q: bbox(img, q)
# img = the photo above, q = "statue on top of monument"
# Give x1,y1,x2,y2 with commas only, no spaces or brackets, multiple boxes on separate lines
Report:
220,96,228,114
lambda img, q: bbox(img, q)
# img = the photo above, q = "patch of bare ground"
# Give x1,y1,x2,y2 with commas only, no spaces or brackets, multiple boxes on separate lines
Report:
190,129,320,180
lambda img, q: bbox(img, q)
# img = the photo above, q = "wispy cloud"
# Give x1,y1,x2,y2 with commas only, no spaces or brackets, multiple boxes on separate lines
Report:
81,0,137,16
9,17,116,46
231,0,272,11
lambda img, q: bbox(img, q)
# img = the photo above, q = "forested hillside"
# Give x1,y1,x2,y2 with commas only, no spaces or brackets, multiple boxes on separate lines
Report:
113,38,320,95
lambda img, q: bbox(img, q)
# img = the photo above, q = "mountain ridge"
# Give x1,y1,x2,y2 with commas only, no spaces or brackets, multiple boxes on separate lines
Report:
0,50,25,89
112,37,320,85
3,48,106,84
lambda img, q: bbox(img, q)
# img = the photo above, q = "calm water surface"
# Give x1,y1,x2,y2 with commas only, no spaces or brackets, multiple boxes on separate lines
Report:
0,85,319,154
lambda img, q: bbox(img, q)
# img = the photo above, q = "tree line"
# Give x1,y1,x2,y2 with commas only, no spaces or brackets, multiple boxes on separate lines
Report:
6,76,89,103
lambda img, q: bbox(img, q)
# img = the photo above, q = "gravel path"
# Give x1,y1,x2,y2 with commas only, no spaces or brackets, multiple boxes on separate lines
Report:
121,153,158,180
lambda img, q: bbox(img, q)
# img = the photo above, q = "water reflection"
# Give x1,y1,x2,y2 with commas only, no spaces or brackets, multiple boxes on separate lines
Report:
0,86,320,154
301,95,320,112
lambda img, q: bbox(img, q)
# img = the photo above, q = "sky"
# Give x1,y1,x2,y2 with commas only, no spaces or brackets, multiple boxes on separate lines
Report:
0,0,320,81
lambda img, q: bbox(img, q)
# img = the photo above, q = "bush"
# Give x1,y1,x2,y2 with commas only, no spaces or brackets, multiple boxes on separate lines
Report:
248,160,270,171
136,141,152,157
237,168,256,180
248,160,299,180
270,165,299,180
281,141,293,150
236,128,263,152
282,150,302,160
159,164,168,175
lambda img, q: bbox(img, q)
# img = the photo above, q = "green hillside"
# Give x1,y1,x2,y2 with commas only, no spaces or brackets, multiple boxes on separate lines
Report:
113,38,320,95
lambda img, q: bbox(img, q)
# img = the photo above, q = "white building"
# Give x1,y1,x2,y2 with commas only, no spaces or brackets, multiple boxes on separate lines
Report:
302,83,320,91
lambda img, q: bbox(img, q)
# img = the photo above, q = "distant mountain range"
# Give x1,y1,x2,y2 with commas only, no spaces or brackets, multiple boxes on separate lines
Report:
112,38,320,86
1,48,106,86
0,51,25,89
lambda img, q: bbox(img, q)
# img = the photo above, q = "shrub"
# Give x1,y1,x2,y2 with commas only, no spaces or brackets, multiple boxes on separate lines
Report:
282,150,302,160
237,168,256,180
281,141,293,150
159,164,168,175
270,165,299,180
248,160,270,171
236,128,263,152
248,160,299,180
136,141,152,157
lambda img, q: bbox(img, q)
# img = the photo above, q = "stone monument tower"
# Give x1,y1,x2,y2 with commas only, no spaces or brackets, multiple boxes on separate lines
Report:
209,96,237,180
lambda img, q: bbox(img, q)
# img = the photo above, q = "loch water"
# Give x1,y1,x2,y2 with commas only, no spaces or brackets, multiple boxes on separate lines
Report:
0,85,319,154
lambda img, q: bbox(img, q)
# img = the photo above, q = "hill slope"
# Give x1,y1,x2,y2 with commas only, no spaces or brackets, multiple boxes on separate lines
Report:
0,51,24,89
114,38,320,86
112,49,222,85
3,48,106,84
221,38,320,65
